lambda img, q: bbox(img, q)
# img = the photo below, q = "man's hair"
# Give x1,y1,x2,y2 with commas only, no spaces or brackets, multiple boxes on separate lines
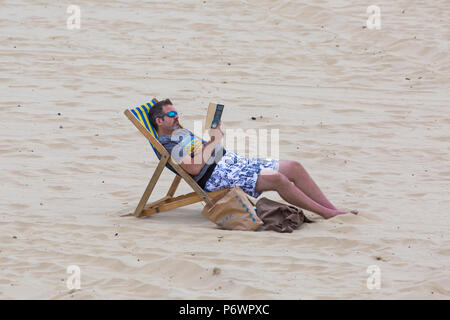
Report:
149,99,173,131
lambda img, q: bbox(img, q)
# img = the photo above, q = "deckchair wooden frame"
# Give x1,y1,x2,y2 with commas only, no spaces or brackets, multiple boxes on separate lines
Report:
123,100,228,218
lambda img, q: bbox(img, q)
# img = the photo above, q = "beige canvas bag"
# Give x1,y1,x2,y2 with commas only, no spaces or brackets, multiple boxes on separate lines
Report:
201,186,263,231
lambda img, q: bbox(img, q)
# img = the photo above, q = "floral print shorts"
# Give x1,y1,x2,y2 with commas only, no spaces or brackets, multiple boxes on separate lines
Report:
204,152,279,198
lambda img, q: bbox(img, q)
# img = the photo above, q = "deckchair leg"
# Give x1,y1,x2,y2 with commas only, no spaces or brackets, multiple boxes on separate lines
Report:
166,175,181,197
141,189,228,217
134,155,168,217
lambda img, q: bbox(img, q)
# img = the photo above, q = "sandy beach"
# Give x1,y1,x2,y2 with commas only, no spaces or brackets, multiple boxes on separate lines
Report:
1,0,449,299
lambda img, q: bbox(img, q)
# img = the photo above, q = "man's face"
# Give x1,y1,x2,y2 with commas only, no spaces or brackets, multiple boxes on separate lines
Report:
156,104,180,134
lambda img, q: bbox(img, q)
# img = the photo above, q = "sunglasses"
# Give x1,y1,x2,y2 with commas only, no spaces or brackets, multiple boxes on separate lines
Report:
159,111,178,118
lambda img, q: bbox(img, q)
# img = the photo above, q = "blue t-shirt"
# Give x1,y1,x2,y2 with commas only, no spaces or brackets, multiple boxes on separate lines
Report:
156,128,226,182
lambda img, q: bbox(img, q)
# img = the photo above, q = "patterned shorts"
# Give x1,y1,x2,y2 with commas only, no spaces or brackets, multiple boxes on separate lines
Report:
204,152,279,198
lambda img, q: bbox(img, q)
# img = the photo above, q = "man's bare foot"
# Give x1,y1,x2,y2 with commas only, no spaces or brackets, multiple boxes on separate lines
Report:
322,209,359,219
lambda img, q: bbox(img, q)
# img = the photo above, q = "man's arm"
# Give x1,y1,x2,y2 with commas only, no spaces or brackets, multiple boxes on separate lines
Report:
179,123,224,175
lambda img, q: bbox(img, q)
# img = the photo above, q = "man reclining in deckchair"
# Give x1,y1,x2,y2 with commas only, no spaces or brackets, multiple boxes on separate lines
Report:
150,99,358,219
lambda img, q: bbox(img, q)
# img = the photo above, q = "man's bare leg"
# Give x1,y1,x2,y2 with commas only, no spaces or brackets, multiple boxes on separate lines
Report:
277,160,339,210
254,169,352,219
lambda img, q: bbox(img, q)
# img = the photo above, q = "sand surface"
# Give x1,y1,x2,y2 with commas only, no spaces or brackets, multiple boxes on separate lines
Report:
1,0,449,299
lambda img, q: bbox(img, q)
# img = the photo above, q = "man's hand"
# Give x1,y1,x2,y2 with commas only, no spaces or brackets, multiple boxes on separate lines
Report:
209,121,224,144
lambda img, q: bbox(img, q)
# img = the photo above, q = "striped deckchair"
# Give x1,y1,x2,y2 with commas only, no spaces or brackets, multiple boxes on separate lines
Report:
123,98,228,217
